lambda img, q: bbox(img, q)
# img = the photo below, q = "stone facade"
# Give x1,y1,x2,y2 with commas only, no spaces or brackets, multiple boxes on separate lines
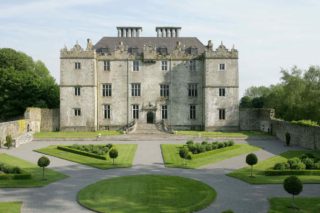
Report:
60,26,239,131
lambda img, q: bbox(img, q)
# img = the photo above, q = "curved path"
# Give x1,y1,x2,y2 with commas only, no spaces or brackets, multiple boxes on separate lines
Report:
0,136,319,213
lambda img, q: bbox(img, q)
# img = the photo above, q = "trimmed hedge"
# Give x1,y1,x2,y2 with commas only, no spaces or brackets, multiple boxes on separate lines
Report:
57,146,107,160
0,173,32,180
265,169,320,176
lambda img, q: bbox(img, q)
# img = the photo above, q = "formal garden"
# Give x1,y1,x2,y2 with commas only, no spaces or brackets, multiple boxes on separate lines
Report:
161,140,260,168
0,153,66,188
228,151,320,184
35,143,137,169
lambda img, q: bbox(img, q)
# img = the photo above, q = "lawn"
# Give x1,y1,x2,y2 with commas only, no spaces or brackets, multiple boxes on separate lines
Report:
228,151,320,184
175,130,269,138
34,130,122,139
0,201,22,213
161,144,260,168
35,144,137,169
0,154,67,188
77,175,216,213
269,197,320,213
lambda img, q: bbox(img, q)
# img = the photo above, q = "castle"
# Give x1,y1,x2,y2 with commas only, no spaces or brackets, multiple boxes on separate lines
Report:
60,26,239,131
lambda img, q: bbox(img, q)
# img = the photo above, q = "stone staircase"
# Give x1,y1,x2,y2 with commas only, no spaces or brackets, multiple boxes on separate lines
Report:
133,122,168,134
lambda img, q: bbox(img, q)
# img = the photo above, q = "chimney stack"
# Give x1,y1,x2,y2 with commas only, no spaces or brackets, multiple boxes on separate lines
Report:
155,27,181,37
117,27,143,38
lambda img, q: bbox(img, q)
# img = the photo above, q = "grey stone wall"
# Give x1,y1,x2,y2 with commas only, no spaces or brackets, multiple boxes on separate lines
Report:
271,119,320,150
40,108,60,131
239,108,320,150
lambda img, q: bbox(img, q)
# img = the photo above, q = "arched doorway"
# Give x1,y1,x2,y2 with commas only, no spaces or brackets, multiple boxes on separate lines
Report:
147,111,154,124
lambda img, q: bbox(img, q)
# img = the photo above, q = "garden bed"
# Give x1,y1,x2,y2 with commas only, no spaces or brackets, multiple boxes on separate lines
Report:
57,144,113,160
228,151,320,184
161,141,260,169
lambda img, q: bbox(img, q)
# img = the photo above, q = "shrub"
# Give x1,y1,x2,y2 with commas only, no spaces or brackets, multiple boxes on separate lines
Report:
301,158,315,169
198,145,206,153
291,162,306,170
227,140,234,146
217,143,225,149
109,149,118,165
300,153,316,160
288,157,301,169
283,176,303,207
211,143,218,150
186,140,194,146
12,166,21,174
223,142,229,147
201,141,208,145
38,156,50,180
106,143,113,149
4,135,13,149
314,162,320,170
246,153,258,177
57,146,107,160
205,144,213,151
13,173,32,180
274,162,288,170
285,132,290,146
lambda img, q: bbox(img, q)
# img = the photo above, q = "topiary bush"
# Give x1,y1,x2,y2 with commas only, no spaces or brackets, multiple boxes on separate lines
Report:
184,140,235,155
301,158,315,169
109,148,118,165
274,162,289,170
37,156,50,180
246,153,258,177
283,176,303,208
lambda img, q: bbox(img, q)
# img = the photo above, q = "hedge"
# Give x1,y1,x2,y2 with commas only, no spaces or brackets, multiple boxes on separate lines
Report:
57,146,107,160
265,169,320,176
0,173,32,180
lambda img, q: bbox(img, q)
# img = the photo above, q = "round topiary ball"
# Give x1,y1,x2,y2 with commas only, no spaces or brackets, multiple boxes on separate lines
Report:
246,153,258,166
283,176,303,196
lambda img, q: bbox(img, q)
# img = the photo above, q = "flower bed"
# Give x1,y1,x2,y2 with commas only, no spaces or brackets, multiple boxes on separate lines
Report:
57,144,113,160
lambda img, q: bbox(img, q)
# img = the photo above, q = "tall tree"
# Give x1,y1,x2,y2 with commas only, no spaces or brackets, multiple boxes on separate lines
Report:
0,48,59,121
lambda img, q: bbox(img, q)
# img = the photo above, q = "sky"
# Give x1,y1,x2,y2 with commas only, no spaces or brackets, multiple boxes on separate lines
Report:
1,0,320,96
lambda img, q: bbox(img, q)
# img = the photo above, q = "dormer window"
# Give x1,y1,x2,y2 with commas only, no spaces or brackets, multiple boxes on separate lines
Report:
157,47,168,55
186,47,198,55
129,47,139,55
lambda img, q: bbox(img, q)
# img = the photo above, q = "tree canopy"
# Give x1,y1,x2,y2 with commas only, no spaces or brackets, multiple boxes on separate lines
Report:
240,66,320,123
0,48,59,121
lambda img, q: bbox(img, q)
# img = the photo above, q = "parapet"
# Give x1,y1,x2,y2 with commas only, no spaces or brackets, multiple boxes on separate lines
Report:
205,41,238,59
60,39,96,59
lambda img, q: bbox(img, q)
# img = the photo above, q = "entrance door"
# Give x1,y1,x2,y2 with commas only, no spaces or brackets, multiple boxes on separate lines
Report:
147,111,154,124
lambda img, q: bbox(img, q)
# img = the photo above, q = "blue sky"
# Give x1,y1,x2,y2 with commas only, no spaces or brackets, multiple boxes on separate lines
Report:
1,0,319,96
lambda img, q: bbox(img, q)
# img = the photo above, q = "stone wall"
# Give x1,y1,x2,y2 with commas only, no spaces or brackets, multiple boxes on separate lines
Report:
271,119,320,150
0,120,26,144
239,108,320,150
40,108,60,131
239,108,275,132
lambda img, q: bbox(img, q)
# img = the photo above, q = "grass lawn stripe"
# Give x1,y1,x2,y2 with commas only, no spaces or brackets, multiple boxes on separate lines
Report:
0,201,22,213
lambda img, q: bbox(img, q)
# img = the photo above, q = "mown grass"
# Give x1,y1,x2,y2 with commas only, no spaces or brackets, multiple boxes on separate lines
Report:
77,175,216,213
34,130,122,139
228,150,320,184
175,130,269,138
269,197,320,213
161,144,260,168
35,144,137,169
0,154,67,188
0,201,22,213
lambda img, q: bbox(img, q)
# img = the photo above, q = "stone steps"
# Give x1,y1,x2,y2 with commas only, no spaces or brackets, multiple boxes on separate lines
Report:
133,123,167,134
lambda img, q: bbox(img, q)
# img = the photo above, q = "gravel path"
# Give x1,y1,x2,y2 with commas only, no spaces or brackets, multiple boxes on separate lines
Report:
0,136,319,213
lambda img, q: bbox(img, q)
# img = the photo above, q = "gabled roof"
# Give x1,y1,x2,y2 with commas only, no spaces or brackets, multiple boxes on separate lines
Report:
94,37,205,54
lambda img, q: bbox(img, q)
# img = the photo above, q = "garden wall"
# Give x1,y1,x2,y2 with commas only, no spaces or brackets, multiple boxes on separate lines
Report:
239,108,320,150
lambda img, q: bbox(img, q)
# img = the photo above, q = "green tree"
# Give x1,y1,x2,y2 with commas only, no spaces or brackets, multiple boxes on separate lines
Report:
246,153,258,177
4,135,13,149
244,86,270,98
37,156,50,180
0,48,59,121
109,149,118,165
283,176,303,208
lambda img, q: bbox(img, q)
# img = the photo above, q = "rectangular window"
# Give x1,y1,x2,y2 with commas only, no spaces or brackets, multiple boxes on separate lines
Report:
131,83,141,96
219,63,225,71
75,62,81,70
160,84,169,97
104,61,110,71
189,60,196,71
219,88,226,96
188,83,198,97
74,87,81,96
132,104,139,119
74,108,81,116
190,105,196,119
133,60,140,71
103,104,111,119
161,105,168,119
219,109,226,120
102,84,112,97
161,61,168,71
